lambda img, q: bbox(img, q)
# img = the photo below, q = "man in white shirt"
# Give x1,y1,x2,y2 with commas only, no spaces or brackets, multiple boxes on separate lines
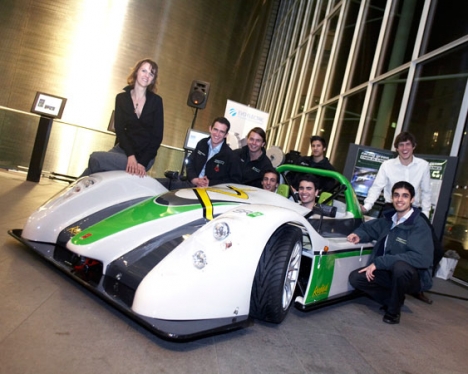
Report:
362,132,431,217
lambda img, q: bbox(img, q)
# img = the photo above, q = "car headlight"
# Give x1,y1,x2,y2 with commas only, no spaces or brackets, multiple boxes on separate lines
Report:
213,221,230,240
41,176,97,209
66,177,96,196
193,250,207,269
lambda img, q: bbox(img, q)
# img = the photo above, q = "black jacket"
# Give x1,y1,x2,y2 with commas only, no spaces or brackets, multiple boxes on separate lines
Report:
354,208,434,291
114,86,164,168
186,138,242,186
233,145,273,188
290,156,336,191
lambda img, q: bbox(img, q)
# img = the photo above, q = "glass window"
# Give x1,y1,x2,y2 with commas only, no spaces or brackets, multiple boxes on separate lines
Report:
316,0,329,25
305,0,317,35
277,0,291,21
311,14,339,106
282,11,296,60
267,66,285,125
328,0,361,98
291,1,306,52
286,45,306,118
279,55,296,122
349,0,387,88
268,125,279,148
286,116,302,153
363,70,408,149
318,101,337,155
299,31,322,112
272,23,287,72
423,1,468,54
377,0,424,74
258,76,271,109
277,121,290,150
300,111,318,154
301,0,315,44
333,90,367,171
404,43,468,155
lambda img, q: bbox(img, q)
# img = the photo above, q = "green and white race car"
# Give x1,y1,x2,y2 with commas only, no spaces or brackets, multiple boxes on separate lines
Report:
9,165,373,340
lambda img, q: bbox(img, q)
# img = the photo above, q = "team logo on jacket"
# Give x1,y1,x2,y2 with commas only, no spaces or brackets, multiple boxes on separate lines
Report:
396,237,407,245
213,159,225,172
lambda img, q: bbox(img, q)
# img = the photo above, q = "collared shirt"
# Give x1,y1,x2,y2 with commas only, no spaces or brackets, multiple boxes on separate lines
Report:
391,208,413,229
384,208,414,254
199,139,222,177
363,156,431,216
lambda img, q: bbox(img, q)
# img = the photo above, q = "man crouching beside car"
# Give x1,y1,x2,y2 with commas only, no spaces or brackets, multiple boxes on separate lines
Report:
347,181,433,324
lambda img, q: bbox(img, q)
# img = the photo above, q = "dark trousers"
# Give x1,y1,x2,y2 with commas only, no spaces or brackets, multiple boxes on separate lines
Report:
349,260,421,315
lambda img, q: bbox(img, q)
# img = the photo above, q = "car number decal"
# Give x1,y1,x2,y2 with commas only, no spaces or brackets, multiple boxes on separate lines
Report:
193,186,249,221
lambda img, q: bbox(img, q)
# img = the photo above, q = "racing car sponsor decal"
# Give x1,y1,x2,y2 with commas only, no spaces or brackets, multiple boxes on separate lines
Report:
67,226,82,236
305,249,372,304
228,208,264,218
71,186,250,245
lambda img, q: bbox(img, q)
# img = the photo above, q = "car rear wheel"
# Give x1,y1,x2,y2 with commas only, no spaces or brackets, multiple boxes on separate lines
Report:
250,224,302,323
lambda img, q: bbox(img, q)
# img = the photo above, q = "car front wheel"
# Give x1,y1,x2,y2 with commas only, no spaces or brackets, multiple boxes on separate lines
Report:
250,224,302,323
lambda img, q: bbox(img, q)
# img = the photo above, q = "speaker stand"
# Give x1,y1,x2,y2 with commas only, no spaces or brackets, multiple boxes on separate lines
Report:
190,108,198,129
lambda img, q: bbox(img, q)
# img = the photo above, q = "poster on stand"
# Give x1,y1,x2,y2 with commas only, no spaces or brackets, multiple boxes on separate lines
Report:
30,92,67,119
224,100,269,150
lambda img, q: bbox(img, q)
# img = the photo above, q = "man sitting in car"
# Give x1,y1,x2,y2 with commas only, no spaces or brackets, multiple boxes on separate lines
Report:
261,168,280,192
297,174,320,210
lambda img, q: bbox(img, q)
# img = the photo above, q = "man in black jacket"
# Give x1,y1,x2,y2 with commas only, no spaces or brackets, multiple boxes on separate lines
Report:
288,135,336,192
162,117,242,189
347,181,434,324
234,127,273,188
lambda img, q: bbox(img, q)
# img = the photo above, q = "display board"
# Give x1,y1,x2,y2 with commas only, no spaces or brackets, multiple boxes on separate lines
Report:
224,100,269,150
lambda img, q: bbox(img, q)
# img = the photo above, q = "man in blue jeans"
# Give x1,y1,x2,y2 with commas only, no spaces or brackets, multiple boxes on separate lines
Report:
347,181,434,324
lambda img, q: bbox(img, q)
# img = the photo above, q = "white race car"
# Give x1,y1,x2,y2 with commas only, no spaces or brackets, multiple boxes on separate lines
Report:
9,165,373,340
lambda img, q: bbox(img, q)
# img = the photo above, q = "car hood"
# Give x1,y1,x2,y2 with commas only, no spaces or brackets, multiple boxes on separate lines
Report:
67,184,307,265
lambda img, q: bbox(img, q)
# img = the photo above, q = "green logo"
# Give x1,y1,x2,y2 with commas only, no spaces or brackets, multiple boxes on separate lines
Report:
247,212,263,217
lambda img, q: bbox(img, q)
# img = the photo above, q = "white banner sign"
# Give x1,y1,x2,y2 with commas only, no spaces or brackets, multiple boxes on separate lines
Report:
224,100,269,150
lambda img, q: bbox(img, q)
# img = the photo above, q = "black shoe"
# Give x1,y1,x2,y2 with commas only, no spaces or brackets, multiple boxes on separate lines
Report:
412,292,433,304
383,312,400,324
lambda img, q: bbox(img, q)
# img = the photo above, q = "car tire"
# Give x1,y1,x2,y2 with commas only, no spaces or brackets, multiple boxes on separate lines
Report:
250,224,302,323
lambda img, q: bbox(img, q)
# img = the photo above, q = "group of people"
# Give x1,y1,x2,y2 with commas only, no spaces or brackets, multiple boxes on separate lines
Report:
82,58,436,326
157,118,276,190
